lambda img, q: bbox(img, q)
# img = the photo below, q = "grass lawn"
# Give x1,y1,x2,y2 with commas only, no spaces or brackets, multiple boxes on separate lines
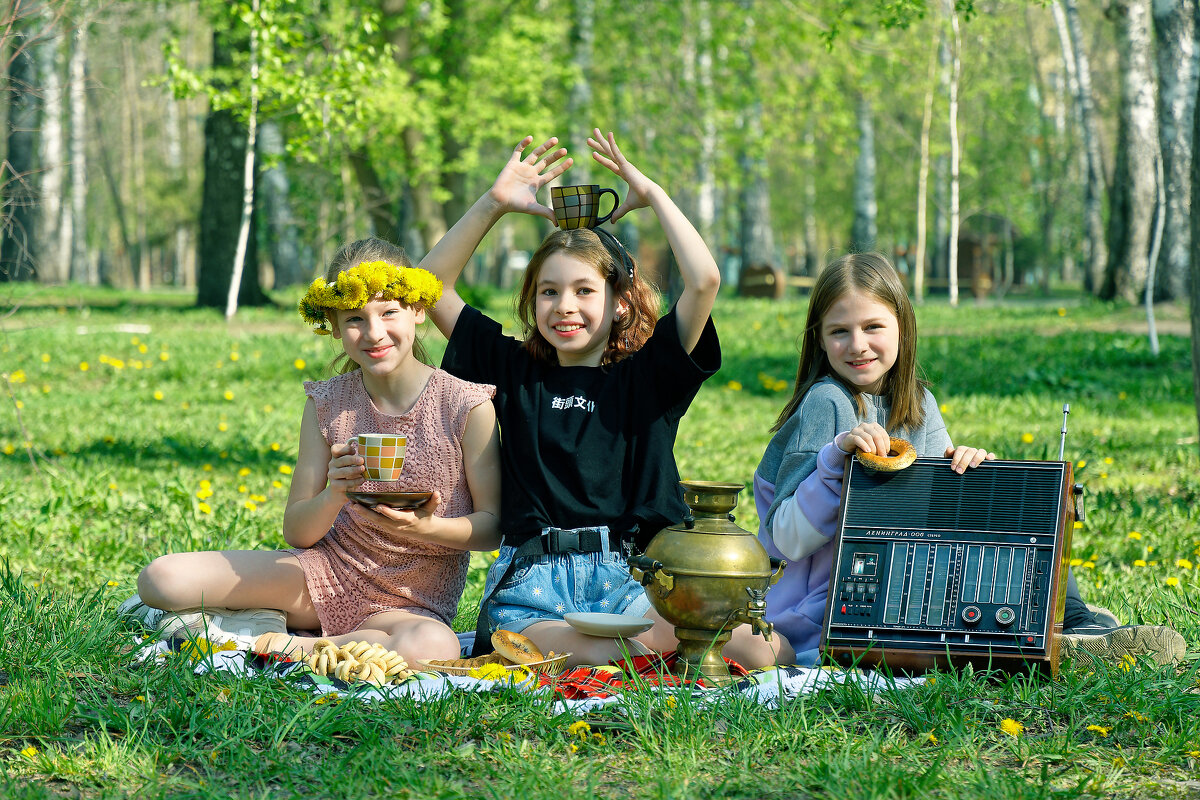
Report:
2,284,1199,799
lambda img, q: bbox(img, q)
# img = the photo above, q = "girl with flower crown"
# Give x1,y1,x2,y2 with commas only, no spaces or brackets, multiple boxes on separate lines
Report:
127,238,501,664
419,131,722,666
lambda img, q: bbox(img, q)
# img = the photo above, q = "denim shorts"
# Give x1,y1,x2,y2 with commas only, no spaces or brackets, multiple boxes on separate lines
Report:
481,526,652,636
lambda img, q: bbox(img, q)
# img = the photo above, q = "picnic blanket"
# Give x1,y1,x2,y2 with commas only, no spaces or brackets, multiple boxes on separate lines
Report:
136,637,924,715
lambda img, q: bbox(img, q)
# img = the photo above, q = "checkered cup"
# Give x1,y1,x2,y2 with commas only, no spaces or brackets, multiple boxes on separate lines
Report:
350,433,406,481
551,185,620,230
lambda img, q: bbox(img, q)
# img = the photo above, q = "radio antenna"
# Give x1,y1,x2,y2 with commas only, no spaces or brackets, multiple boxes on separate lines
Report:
1059,403,1070,461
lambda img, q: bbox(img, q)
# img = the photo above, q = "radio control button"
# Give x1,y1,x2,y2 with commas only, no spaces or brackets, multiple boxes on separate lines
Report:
962,606,982,625
995,607,1016,626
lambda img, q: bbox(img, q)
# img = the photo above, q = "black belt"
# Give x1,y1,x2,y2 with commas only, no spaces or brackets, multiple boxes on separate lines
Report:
470,525,638,656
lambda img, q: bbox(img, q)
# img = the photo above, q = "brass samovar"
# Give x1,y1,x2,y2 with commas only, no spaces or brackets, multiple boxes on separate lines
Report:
628,481,785,684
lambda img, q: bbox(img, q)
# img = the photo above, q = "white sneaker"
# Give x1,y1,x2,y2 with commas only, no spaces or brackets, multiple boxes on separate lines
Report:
117,594,166,631
158,607,288,648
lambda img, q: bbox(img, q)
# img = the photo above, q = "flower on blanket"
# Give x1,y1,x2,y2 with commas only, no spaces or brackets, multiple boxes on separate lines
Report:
179,638,239,662
468,662,531,683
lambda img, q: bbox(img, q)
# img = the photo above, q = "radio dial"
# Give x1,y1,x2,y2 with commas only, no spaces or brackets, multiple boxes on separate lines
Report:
961,606,982,625
995,607,1016,627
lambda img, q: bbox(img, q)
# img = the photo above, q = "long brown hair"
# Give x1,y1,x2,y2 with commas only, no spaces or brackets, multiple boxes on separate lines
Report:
516,228,659,366
322,237,432,374
771,252,927,432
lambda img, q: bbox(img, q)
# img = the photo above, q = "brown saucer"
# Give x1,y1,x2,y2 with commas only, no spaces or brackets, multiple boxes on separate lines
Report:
346,491,433,510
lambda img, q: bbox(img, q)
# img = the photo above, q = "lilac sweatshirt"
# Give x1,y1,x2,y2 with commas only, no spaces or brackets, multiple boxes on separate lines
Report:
754,377,951,657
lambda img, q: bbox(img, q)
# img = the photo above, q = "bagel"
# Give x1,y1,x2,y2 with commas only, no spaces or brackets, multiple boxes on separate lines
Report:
855,437,917,472
491,629,544,665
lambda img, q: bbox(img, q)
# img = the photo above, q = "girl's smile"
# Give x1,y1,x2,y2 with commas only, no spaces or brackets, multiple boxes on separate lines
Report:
819,290,900,395
332,298,424,373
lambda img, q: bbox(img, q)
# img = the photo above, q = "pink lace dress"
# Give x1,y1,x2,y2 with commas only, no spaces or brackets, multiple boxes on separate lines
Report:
292,368,495,635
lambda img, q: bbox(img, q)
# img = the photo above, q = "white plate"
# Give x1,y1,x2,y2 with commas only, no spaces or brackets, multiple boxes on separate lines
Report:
563,612,654,638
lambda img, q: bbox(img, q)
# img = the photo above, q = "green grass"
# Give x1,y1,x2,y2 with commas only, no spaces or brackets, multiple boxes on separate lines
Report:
2,285,1200,798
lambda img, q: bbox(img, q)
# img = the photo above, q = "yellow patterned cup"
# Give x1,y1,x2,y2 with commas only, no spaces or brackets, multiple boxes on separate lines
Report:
552,184,619,229
352,433,406,481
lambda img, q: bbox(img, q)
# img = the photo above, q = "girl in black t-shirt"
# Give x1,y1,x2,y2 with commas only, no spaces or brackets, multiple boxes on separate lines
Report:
420,130,723,665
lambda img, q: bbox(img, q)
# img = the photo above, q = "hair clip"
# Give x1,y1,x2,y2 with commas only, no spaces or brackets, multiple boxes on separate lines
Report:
594,227,635,281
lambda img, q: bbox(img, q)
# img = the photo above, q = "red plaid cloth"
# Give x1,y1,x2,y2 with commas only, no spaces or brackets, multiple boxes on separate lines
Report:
538,651,749,700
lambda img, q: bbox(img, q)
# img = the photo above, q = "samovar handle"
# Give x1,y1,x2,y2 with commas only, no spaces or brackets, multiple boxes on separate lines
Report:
627,555,675,594
769,557,786,586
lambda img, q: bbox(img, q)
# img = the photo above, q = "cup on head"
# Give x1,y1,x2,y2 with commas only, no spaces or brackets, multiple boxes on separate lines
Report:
551,185,620,230
351,433,407,481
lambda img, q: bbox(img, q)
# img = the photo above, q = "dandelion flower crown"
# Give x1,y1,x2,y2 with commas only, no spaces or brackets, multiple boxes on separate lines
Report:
298,260,443,335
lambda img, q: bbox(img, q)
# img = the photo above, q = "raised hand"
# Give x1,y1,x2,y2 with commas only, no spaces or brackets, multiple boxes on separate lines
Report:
488,136,572,223
587,129,660,223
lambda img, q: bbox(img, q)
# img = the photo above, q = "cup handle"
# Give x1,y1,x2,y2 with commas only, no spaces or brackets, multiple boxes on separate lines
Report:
595,188,620,226
345,437,359,453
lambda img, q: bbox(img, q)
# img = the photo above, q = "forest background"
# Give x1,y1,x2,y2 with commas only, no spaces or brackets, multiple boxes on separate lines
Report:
1,0,1197,375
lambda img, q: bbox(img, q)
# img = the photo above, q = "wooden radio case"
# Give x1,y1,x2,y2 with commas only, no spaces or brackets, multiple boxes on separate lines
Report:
820,457,1080,676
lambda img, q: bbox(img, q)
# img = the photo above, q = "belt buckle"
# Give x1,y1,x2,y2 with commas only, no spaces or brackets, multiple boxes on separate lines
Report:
547,528,581,553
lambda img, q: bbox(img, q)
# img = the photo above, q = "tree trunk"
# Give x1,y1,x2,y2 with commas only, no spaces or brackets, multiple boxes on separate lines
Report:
1103,0,1158,304
1151,0,1197,300
89,93,136,289
122,39,150,290
197,29,265,310
349,147,397,243
68,22,88,284
1059,0,1109,292
1190,55,1200,446
566,0,595,186
851,93,878,252
436,0,470,226
258,120,302,287
947,1,962,306
2,13,41,282
160,2,193,288
382,0,446,257
802,123,818,275
35,10,67,284
932,31,951,282
914,37,938,303
225,0,261,320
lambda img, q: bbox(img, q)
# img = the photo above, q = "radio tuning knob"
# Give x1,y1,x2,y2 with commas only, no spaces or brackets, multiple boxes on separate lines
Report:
961,606,981,625
995,606,1016,626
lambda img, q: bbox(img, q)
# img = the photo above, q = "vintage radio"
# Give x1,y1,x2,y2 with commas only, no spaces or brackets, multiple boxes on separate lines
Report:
820,453,1082,676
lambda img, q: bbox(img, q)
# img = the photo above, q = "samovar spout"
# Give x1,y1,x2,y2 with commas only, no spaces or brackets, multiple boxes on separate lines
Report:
736,587,774,641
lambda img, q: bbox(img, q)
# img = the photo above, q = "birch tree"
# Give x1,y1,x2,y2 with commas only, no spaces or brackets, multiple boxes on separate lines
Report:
2,8,41,281
1103,0,1158,304
851,93,878,252
35,10,67,284
1151,0,1197,301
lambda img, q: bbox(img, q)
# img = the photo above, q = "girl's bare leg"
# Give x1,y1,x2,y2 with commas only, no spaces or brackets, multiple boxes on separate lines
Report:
255,609,461,664
137,550,320,629
521,606,679,667
723,623,796,669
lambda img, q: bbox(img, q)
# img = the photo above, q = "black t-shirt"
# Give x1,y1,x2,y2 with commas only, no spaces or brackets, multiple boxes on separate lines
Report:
442,304,721,548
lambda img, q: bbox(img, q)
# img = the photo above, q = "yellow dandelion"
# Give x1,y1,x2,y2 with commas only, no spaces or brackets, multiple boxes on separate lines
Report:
198,502,212,515
1074,521,1083,529
200,479,212,490
244,501,257,512
250,494,266,503
568,743,578,754
272,480,284,489
223,390,234,401
1000,718,1024,737
20,746,37,759
726,380,743,391
14,400,23,409
925,732,939,744
939,404,948,413
568,720,591,739
108,482,118,491
294,359,306,370
270,442,281,451
1128,531,1142,540
159,352,169,362
135,695,145,702
1087,725,1110,736
138,343,147,354
1057,307,1066,316
1118,654,1136,671
2,443,14,455
1118,391,1127,400
1099,472,1108,479
153,390,164,401
1166,577,1180,587
218,422,229,432
1103,457,1113,465
591,732,607,745
1077,459,1087,468
264,404,274,413
106,580,118,587
1082,561,1096,569
196,488,213,499
238,467,251,477
1188,750,1200,758
202,464,213,471
1177,559,1193,570
238,485,248,493
1134,559,1147,567
79,361,89,371
181,401,190,410
1021,433,1034,444
279,464,292,475
8,369,26,383
41,353,50,362
41,384,49,393
1069,558,1083,567
230,352,240,362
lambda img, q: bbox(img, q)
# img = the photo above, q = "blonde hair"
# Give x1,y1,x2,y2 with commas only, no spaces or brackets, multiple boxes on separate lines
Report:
515,228,659,366
771,252,927,433
322,237,432,374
